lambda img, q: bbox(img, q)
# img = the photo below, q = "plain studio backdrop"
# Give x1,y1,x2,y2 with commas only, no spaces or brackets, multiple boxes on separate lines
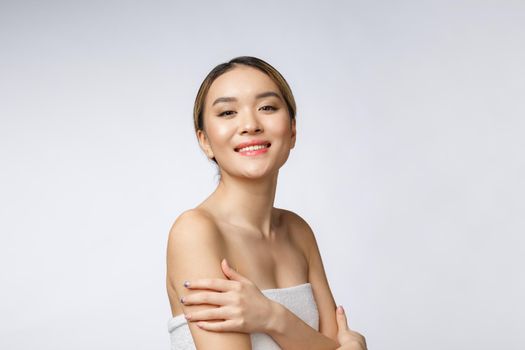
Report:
1,1,524,349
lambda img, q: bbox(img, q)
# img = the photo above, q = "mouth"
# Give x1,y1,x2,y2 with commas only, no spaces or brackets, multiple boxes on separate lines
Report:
234,142,271,153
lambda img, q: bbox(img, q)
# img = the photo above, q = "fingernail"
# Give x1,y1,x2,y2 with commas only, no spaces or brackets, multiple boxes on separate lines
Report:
180,296,185,304
337,305,345,314
184,314,191,320
183,280,190,288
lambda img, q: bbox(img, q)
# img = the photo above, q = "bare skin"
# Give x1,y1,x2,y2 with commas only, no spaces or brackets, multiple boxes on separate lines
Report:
166,65,366,349
179,259,367,350
335,305,368,350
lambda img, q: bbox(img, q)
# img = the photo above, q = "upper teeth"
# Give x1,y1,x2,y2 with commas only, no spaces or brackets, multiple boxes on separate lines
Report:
238,144,268,152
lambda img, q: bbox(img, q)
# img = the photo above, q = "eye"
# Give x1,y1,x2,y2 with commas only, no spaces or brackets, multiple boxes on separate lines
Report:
218,110,236,117
259,105,277,112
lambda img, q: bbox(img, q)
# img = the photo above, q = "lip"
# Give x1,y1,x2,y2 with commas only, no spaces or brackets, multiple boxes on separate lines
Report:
234,139,271,152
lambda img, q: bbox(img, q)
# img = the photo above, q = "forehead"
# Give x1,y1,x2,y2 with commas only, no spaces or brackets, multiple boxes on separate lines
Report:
206,66,280,104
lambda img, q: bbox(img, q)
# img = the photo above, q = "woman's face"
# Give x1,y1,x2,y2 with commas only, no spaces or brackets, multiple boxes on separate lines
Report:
198,65,296,179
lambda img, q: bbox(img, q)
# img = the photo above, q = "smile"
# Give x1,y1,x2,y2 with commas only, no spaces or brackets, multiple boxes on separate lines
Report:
236,143,271,156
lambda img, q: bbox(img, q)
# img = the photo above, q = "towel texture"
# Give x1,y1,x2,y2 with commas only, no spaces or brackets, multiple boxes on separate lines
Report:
167,282,319,350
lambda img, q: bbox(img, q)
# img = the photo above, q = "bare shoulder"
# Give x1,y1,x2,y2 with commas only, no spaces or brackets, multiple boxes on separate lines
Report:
166,209,221,292
277,208,317,258
166,208,251,348
166,208,227,293
167,208,223,250
169,208,220,238
277,208,338,340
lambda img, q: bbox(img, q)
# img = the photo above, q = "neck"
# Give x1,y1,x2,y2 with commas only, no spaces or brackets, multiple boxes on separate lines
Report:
207,170,279,238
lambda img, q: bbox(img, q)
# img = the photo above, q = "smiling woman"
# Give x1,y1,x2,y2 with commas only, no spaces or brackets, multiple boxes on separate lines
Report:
192,57,296,172
166,56,367,350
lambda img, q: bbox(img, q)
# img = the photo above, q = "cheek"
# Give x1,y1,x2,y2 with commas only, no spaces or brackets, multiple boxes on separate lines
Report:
267,117,292,139
207,121,234,148
215,126,231,140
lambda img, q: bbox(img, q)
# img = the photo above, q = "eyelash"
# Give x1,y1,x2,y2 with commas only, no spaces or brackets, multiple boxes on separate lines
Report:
218,105,277,117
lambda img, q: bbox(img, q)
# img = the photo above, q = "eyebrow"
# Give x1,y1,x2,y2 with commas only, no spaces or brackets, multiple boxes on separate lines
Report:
211,91,283,106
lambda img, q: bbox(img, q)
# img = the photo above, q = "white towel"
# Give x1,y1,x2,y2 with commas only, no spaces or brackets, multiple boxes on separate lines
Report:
167,282,319,350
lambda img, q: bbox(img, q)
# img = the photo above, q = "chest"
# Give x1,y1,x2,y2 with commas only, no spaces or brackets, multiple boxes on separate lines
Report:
221,227,309,290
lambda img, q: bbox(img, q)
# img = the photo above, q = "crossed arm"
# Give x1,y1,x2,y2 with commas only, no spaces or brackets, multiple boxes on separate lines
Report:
265,211,341,350
166,209,346,350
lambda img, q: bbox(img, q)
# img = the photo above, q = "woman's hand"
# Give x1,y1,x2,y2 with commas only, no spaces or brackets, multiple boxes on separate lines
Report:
179,258,277,333
335,305,367,350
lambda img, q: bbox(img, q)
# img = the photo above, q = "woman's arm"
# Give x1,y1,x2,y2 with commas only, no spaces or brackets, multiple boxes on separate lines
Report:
264,211,340,349
181,210,342,350
266,302,340,350
304,213,339,340
166,209,252,350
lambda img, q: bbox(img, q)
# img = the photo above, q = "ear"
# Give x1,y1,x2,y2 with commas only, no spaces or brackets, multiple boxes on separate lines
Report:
290,117,297,149
196,129,215,159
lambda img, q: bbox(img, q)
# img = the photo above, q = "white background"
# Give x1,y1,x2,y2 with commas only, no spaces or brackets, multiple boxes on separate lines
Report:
1,1,524,349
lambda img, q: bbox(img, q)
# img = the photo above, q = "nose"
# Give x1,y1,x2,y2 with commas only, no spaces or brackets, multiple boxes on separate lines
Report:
239,109,263,135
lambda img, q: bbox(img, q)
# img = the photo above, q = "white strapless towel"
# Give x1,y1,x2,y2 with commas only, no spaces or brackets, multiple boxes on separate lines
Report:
167,282,319,350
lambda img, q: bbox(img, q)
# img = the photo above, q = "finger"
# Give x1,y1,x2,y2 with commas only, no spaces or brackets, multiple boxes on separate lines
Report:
221,258,251,283
336,305,350,332
186,306,231,322
355,332,367,347
181,291,228,306
183,278,238,292
195,319,241,332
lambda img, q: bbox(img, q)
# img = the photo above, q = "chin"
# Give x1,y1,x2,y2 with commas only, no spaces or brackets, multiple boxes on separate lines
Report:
236,164,277,179
239,169,270,179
